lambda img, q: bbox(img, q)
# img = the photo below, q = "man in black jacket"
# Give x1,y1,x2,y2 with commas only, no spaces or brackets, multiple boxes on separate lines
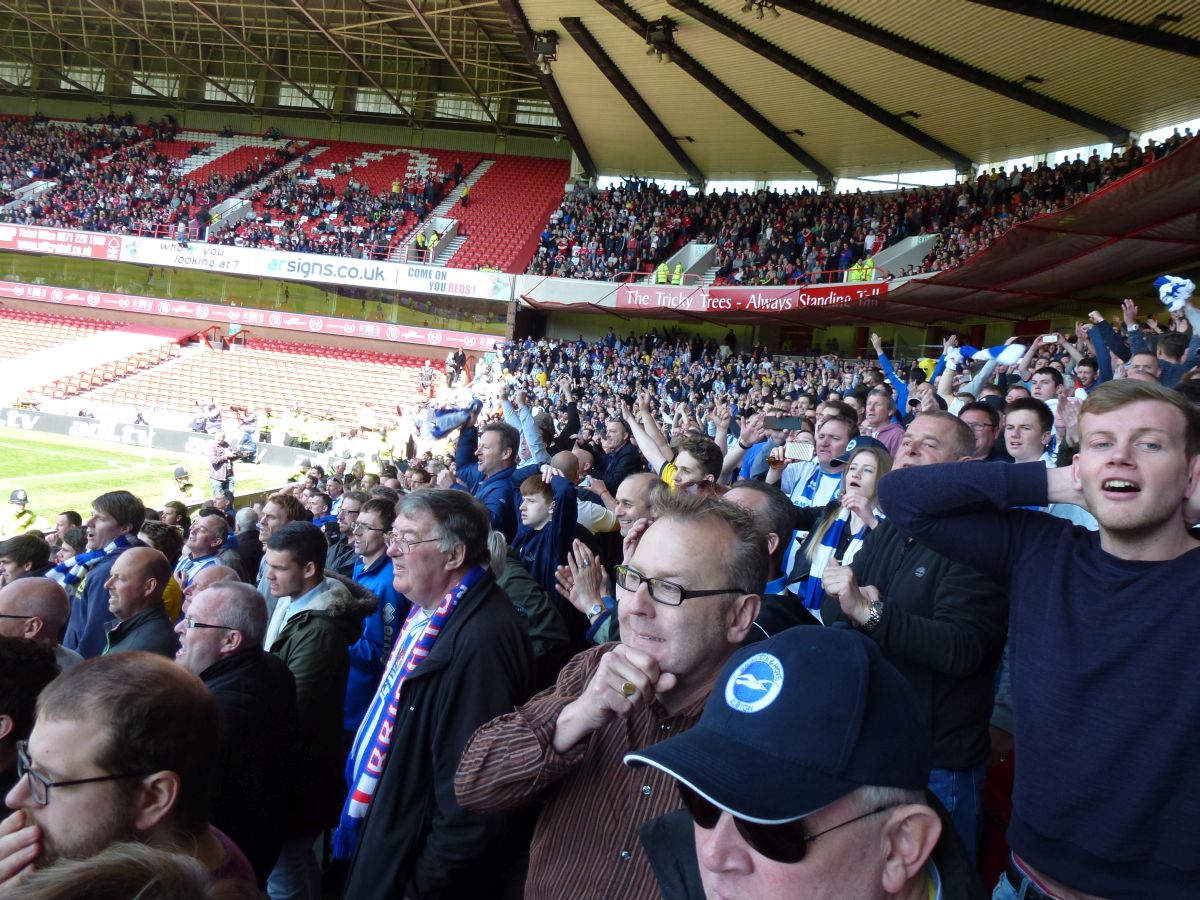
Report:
593,418,646,493
821,411,1008,859
175,580,299,887
340,489,534,900
102,547,180,658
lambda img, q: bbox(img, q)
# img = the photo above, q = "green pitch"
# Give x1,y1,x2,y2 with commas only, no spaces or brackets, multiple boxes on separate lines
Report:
0,428,293,520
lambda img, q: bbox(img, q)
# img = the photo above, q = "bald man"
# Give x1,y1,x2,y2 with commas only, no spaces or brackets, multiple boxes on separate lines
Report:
102,546,180,657
0,578,81,669
182,563,242,616
553,449,618,535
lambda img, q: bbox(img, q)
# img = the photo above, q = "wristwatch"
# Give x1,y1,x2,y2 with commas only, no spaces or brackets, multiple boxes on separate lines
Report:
858,599,884,634
587,603,604,621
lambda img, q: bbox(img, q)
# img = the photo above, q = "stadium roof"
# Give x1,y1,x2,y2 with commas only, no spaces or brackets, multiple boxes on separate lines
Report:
1,2,1197,184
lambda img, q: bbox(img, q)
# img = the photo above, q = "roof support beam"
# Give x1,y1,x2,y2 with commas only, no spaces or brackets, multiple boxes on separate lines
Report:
0,0,171,102
667,0,972,172
278,0,419,128
401,0,503,132
78,0,256,114
769,0,1130,144
495,0,596,176
179,0,336,119
560,16,704,185
968,1,1200,58
597,0,833,181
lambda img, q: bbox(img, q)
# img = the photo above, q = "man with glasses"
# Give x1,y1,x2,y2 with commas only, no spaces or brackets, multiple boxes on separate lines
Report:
455,493,764,900
0,652,256,889
344,497,408,734
339,490,533,900
624,625,984,899
959,400,1010,462
0,637,59,799
0,578,81,670
175,581,299,887
326,490,368,579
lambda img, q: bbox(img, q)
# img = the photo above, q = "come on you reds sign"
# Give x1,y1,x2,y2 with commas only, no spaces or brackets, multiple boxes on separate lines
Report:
114,230,513,301
615,282,887,313
0,280,501,352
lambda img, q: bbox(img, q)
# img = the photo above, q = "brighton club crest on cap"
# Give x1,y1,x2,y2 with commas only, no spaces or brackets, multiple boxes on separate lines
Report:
724,653,784,713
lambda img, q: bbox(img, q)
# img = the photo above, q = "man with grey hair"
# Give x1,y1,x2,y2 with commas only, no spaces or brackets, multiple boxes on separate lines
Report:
175,581,299,887
625,625,985,898
456,493,766,900
0,577,81,669
339,489,534,900
234,506,263,578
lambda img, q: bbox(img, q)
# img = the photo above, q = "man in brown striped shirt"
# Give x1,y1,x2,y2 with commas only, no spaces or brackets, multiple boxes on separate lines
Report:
455,493,766,899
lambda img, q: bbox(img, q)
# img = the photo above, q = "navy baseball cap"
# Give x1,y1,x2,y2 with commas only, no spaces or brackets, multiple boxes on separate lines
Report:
624,625,931,823
831,435,889,468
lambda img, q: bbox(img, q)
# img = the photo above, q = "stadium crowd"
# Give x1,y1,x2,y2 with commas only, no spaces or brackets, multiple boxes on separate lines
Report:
0,271,1196,899
0,116,306,238
206,160,461,258
528,128,1196,285
0,112,1191,288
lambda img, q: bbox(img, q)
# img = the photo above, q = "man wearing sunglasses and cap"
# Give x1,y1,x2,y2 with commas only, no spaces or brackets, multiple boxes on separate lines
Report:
456,492,764,899
625,625,985,899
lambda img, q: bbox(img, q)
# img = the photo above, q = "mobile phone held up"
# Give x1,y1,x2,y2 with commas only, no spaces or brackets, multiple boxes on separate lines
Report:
763,416,806,431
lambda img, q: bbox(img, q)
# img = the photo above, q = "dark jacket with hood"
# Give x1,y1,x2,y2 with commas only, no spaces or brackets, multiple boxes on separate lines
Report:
269,571,375,835
342,568,534,900
202,649,299,886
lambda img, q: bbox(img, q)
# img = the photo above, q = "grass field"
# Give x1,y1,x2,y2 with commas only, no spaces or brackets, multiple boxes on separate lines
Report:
0,428,293,519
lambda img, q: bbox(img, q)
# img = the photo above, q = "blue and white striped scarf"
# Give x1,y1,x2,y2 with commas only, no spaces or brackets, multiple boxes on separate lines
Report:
800,507,879,617
47,534,135,592
332,564,484,860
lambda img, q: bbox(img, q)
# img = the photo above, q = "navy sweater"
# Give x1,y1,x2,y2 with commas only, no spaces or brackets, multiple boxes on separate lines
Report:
880,461,1200,899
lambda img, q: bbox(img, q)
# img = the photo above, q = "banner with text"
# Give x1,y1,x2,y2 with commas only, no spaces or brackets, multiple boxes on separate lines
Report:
0,224,122,261
0,280,501,352
614,282,887,314
0,222,512,301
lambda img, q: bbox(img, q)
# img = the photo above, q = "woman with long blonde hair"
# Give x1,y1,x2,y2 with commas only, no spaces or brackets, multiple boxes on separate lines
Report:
794,440,891,622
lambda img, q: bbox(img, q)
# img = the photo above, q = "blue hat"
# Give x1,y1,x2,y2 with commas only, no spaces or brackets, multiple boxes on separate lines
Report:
624,625,931,823
831,434,889,467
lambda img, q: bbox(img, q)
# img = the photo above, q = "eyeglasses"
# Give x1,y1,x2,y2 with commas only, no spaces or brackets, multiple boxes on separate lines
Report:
614,564,744,607
963,422,996,431
678,783,899,864
183,617,233,631
0,613,31,620
337,508,361,518
352,523,388,535
384,533,441,553
16,741,153,806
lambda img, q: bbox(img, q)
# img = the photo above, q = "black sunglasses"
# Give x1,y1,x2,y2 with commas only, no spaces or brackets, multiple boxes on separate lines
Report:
677,783,898,864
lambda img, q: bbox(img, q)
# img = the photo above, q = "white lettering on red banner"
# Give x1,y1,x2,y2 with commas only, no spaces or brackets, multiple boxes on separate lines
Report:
614,282,886,312
0,225,121,260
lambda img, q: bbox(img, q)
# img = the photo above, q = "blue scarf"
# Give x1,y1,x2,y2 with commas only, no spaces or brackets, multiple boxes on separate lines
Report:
332,565,484,859
312,514,338,529
798,508,876,614
47,534,135,592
